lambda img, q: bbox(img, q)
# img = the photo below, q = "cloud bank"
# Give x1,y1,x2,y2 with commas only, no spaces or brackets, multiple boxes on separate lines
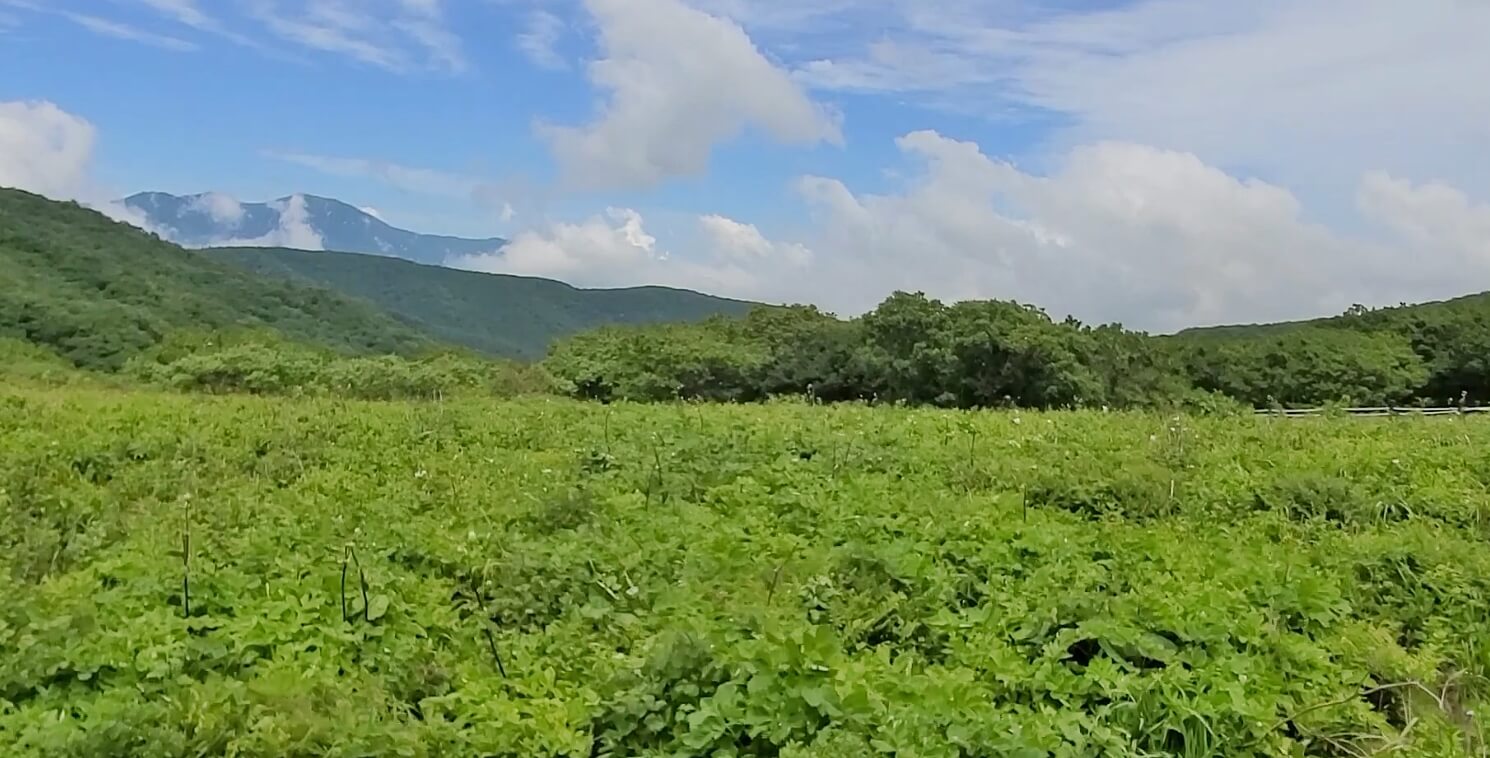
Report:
455,127,1490,331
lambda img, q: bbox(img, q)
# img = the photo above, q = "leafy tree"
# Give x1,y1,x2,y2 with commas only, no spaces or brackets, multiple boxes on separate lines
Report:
1183,328,1427,406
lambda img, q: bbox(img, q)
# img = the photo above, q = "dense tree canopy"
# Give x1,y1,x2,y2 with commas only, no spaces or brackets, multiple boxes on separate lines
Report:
547,292,1490,410
546,294,1210,409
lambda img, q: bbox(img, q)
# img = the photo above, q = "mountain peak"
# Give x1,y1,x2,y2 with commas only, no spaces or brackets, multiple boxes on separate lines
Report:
121,191,504,265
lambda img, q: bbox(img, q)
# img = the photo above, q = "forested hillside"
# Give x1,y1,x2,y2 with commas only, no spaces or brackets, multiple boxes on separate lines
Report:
0,189,431,369
1176,296,1490,404
6,186,1490,409
205,247,758,359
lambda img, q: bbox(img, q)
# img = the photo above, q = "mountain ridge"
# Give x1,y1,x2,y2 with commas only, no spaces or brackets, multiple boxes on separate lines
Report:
203,247,761,359
122,191,505,265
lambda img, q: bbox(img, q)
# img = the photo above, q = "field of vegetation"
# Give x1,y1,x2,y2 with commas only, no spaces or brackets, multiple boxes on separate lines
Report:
5,382,1490,756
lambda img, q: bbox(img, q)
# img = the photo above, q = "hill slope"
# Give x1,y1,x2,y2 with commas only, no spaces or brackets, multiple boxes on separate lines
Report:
1176,292,1490,340
123,191,505,265
203,247,760,359
1174,292,1490,403
0,188,432,369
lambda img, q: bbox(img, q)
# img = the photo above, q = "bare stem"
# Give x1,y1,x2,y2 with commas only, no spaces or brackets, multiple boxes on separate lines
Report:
181,497,192,618
483,624,508,678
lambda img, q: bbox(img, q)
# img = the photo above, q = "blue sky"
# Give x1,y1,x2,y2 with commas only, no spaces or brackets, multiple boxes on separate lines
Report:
2,0,1489,330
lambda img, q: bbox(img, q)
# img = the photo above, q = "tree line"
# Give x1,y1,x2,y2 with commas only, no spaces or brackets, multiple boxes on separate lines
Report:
544,292,1490,410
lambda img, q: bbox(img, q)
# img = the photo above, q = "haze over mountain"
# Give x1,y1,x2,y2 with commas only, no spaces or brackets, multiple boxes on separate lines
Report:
123,191,505,266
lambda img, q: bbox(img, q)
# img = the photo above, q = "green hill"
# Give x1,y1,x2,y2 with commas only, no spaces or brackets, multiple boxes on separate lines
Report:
1175,292,1490,341
203,247,760,359
0,188,431,369
1174,293,1490,403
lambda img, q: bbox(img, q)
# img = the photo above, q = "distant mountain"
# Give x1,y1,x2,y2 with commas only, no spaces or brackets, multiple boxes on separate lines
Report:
0,188,432,369
205,247,761,360
122,191,505,265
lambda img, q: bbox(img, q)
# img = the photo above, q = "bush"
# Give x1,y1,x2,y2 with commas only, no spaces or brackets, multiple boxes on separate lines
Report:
124,333,551,400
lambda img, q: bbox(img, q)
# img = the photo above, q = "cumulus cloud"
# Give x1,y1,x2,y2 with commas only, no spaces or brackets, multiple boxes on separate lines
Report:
1359,174,1490,259
0,100,97,200
1356,173,1490,300
792,132,1386,329
698,213,810,268
210,194,325,250
784,132,1490,330
0,99,152,228
541,0,841,189
449,207,809,298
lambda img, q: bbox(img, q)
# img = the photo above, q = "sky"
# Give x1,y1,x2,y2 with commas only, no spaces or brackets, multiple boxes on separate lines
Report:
1,0,1489,331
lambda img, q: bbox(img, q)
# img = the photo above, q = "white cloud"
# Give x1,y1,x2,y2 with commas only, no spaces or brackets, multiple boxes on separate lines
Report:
249,0,467,73
264,148,507,203
136,0,211,28
792,132,1393,329
63,12,199,51
791,0,1490,206
449,207,808,297
459,130,1490,331
0,99,157,229
1357,173,1490,297
393,0,467,73
472,207,660,284
789,132,1490,330
0,100,97,200
265,150,474,197
516,9,566,70
133,0,269,49
358,205,385,220
541,0,841,189
699,213,810,267
209,194,324,250
187,191,246,226
263,148,519,223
